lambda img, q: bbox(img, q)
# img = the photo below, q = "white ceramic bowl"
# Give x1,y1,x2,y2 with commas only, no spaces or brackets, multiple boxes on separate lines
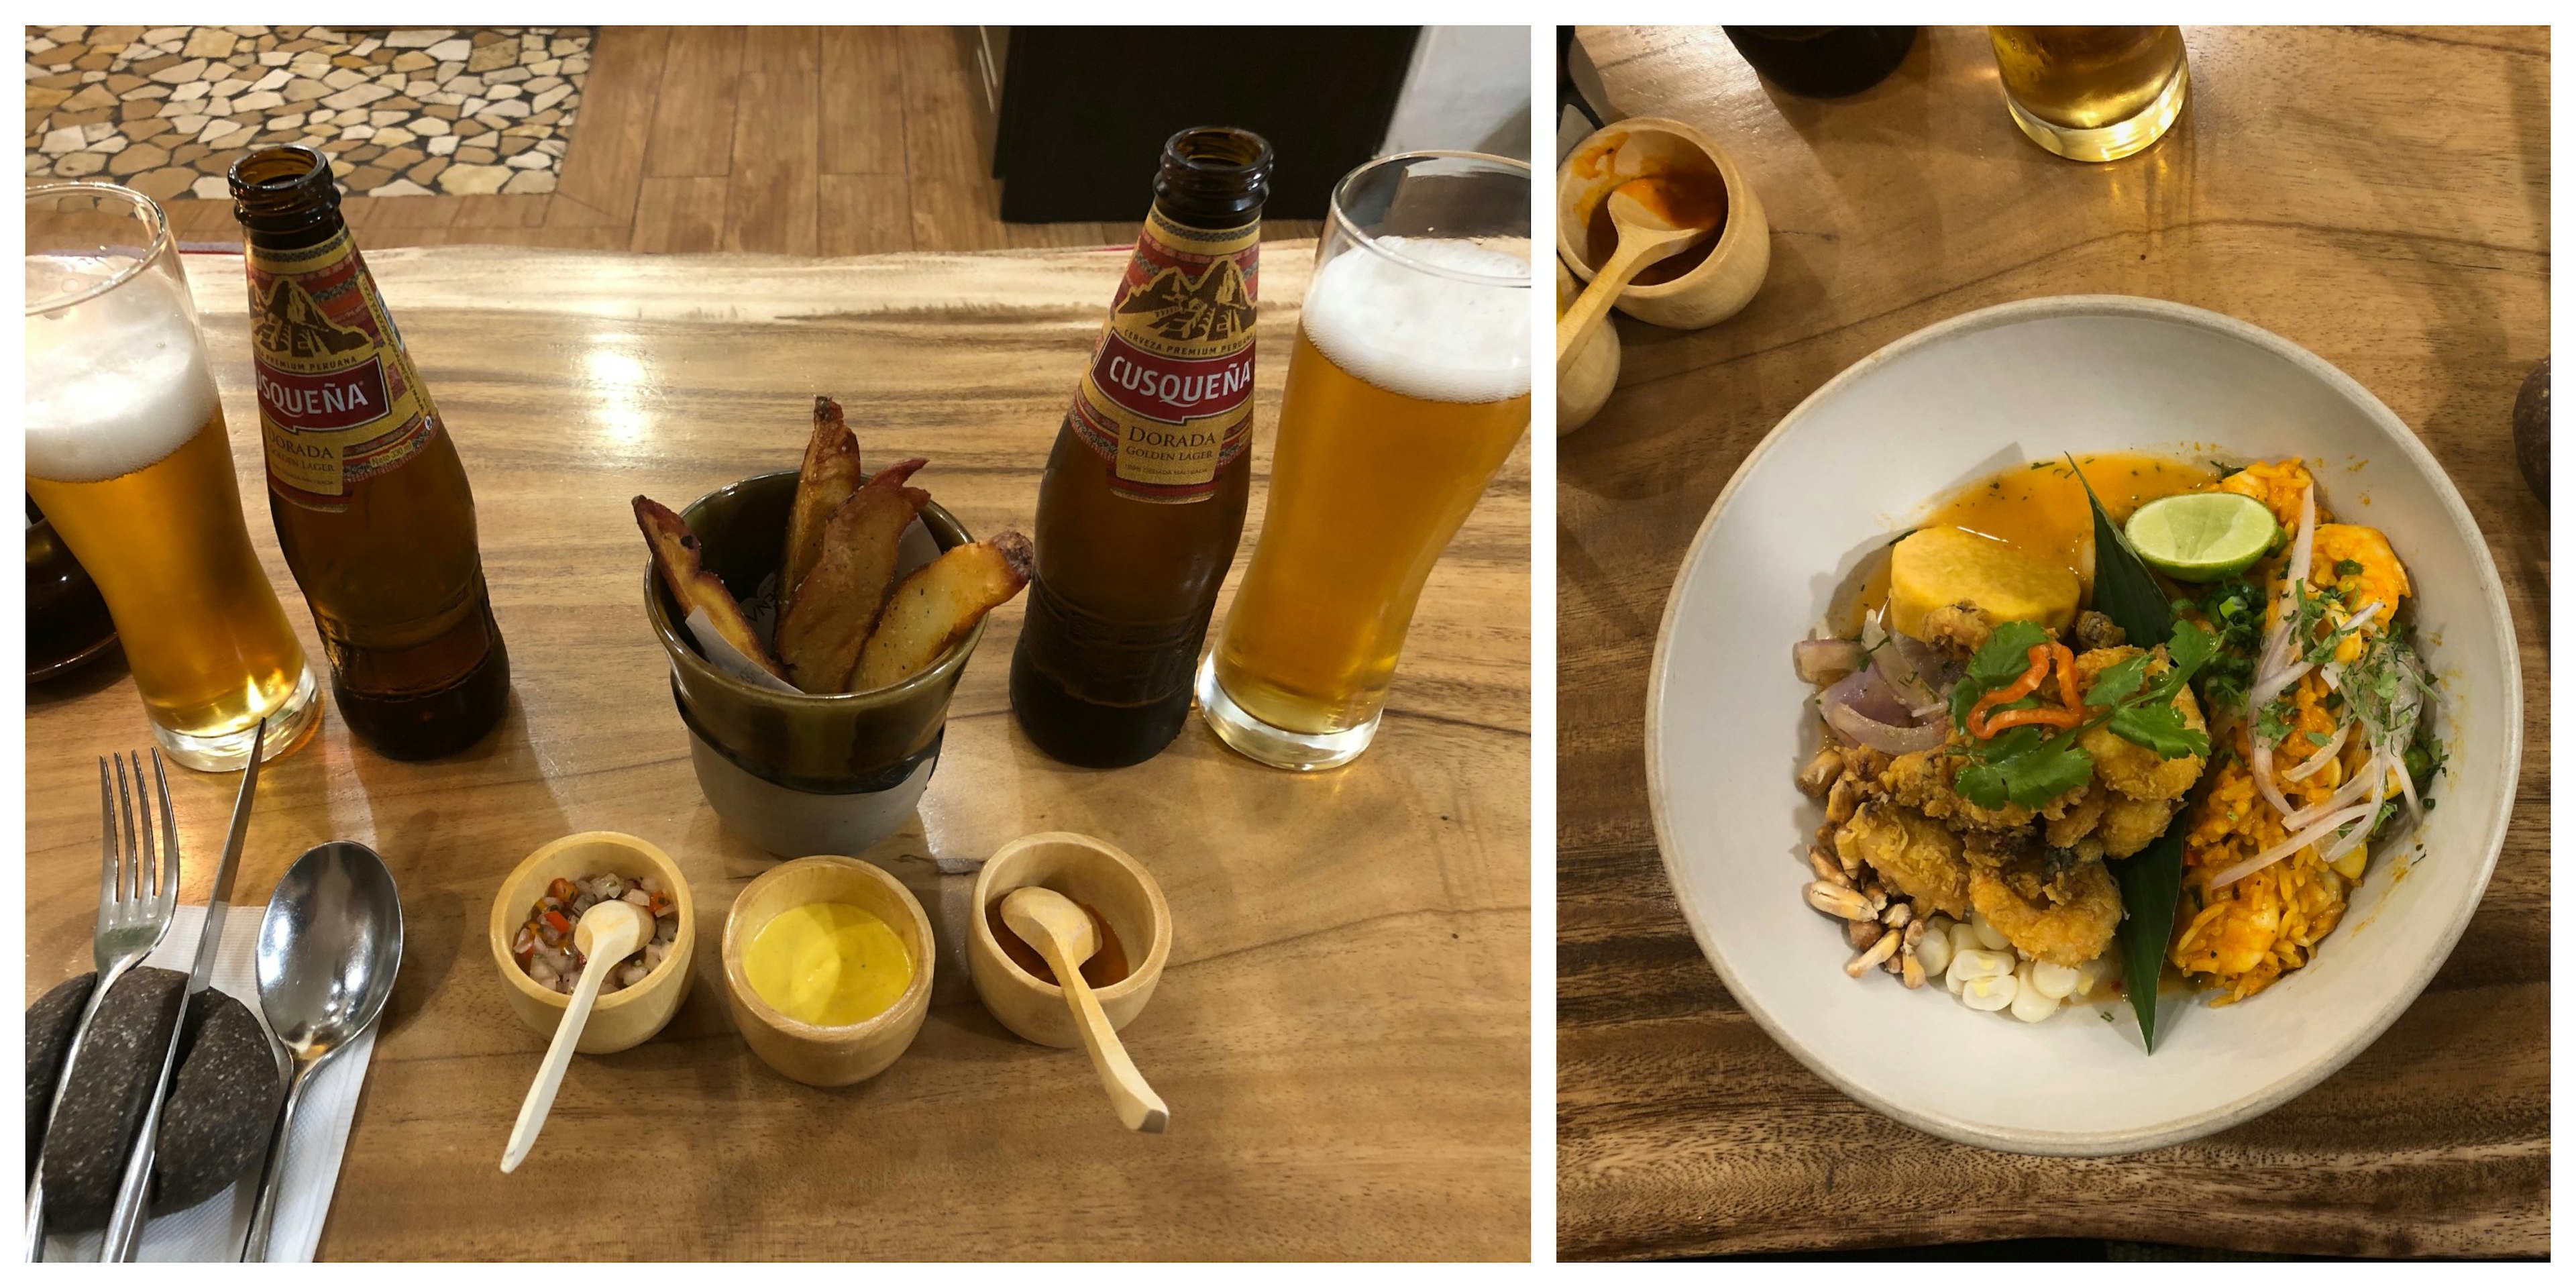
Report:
1646,295,2520,1155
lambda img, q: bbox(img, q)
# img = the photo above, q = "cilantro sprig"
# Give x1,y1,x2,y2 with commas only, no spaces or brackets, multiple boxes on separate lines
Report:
1948,619,2216,810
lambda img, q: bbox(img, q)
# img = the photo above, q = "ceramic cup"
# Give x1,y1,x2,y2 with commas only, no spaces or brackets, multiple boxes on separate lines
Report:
1556,115,1770,331
645,470,985,857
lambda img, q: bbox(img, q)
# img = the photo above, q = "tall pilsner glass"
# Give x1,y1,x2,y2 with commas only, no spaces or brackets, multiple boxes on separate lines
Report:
1195,152,1531,771
26,182,320,769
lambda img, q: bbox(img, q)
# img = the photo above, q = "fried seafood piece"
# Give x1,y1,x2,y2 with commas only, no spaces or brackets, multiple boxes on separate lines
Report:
2097,792,2179,859
2308,523,2411,618
2073,610,2127,651
2045,785,2108,849
1917,602,1995,659
1833,801,1972,920
1960,827,2034,873
2072,645,2206,803
1968,853,2122,967
1885,745,2098,833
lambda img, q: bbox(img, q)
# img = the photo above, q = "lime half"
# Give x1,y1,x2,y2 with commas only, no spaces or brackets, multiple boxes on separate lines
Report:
2124,491,2280,582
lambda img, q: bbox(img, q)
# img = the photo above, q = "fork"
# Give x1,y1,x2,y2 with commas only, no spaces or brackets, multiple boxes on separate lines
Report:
23,749,181,1263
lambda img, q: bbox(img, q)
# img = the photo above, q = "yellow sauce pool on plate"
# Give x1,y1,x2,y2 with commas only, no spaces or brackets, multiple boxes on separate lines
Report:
745,902,912,1026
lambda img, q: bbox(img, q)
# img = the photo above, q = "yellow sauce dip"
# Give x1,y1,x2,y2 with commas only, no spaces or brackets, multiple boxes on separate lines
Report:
1923,452,2216,595
744,902,912,1026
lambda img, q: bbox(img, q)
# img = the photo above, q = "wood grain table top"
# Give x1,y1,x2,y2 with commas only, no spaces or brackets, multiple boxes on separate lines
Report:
26,242,1531,1259
1558,25,2547,1260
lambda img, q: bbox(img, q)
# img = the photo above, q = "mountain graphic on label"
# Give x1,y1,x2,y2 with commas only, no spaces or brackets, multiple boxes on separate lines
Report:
1116,259,1256,344
256,278,372,360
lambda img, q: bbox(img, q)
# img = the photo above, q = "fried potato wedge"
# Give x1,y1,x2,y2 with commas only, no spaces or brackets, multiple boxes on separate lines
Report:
780,395,866,617
635,496,788,682
851,531,1034,692
775,465,930,693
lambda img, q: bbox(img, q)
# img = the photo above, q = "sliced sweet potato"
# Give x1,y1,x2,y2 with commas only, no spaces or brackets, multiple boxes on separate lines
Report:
850,531,1034,692
775,466,931,693
634,495,788,682
780,396,866,617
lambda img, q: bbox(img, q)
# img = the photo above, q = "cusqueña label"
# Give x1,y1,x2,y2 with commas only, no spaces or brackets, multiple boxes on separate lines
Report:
1068,207,1260,502
246,227,439,511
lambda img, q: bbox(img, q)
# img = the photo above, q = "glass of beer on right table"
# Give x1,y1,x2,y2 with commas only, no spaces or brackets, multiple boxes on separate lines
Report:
1988,26,2190,162
1195,152,1531,771
25,182,321,769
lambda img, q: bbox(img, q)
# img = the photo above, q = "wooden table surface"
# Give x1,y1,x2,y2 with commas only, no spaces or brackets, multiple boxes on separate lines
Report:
25,243,1532,1259
1558,25,2548,1260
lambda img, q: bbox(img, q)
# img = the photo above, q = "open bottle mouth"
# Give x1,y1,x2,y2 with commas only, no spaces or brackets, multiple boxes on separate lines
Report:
1153,125,1273,225
228,145,342,234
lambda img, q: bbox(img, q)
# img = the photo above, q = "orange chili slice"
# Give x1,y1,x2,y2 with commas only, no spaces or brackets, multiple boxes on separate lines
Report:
1967,645,2054,738
2050,642,2082,710
1981,704,2084,735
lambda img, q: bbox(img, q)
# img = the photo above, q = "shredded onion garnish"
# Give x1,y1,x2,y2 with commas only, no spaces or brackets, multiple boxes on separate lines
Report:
2279,724,2351,782
1818,665,1947,755
2283,748,2387,830
2211,801,2379,889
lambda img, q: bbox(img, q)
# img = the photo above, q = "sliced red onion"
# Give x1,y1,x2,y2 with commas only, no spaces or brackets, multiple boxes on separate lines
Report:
2251,658,2315,712
2284,747,2385,830
1793,637,1868,685
2249,739,2298,823
2279,724,2351,783
2322,767,2387,863
2387,747,2423,829
2286,478,2317,587
1820,667,1947,754
2211,801,2379,889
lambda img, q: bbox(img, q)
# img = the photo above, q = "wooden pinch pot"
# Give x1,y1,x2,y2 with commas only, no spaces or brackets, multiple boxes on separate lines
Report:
1556,115,1770,331
969,832,1172,1049
721,855,934,1087
490,831,696,1055
1558,260,1621,434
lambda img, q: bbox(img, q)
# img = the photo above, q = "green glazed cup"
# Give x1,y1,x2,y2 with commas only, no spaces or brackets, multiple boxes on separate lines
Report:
644,470,985,852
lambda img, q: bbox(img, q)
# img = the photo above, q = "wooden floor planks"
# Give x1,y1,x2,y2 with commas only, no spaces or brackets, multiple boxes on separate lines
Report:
151,25,1322,256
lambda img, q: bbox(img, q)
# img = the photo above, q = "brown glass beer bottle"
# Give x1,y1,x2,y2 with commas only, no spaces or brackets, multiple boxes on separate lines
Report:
1010,127,1272,767
229,145,511,759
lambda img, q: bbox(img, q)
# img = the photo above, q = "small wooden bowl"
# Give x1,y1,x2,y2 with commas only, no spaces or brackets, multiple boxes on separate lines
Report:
489,831,696,1055
1558,259,1620,435
721,856,934,1087
969,832,1173,1049
1556,115,1770,331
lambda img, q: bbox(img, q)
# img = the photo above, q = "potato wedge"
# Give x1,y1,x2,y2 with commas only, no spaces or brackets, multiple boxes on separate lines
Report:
775,466,930,693
633,495,788,682
850,531,1034,692
780,395,867,617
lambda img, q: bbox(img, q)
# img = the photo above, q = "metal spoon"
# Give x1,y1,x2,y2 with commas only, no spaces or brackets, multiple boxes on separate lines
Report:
240,842,402,1263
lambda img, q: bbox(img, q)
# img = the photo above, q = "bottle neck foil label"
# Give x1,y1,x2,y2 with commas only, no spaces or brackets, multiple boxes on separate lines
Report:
1069,207,1259,502
246,226,439,512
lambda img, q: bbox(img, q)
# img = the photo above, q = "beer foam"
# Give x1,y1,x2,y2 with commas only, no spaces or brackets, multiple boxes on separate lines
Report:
1302,236,1531,404
24,256,219,483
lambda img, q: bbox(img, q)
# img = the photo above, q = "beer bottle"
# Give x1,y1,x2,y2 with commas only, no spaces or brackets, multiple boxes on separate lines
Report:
229,146,511,759
1011,126,1272,767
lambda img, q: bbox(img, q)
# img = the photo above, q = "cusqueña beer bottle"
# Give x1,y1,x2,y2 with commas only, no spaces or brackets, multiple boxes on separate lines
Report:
1010,126,1273,767
229,146,511,759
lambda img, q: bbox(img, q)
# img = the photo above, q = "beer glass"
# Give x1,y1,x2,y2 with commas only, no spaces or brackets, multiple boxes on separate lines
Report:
1195,152,1531,771
26,182,321,769
1988,26,2190,162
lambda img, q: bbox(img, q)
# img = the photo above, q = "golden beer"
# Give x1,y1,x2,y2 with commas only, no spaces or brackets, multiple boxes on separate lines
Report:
1989,26,2189,162
1197,156,1531,772
26,183,320,769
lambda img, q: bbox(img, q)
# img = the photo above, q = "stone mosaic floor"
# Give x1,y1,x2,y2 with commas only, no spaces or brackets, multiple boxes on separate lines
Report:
26,25,592,202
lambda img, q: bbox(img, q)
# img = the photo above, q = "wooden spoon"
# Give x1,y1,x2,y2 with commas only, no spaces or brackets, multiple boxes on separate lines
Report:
1002,886,1169,1133
1555,177,1721,365
500,898,655,1172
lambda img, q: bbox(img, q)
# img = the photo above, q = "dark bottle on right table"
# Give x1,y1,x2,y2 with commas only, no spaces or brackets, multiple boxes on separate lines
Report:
1010,126,1273,767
